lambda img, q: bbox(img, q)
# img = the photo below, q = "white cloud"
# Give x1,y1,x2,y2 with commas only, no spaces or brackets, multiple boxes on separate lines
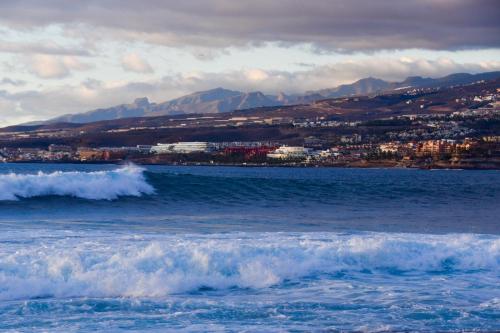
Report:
30,55,69,78
62,56,90,71
121,53,153,73
28,55,91,79
245,69,269,81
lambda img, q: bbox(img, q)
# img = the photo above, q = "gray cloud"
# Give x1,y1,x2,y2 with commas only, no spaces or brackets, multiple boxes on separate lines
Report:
0,40,92,56
0,0,498,52
0,78,26,86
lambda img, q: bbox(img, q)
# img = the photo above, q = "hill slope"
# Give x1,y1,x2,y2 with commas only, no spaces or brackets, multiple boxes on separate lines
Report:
46,88,283,124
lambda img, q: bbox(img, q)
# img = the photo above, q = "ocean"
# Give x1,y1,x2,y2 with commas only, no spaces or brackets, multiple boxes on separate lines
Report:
0,164,499,332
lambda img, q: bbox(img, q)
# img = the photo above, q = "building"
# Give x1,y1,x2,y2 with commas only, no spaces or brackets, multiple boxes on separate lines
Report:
379,142,400,154
77,149,103,161
151,142,211,154
340,134,362,144
223,146,276,160
101,150,127,161
267,146,311,159
136,145,153,153
483,136,500,143
48,144,73,152
455,138,478,152
416,140,455,156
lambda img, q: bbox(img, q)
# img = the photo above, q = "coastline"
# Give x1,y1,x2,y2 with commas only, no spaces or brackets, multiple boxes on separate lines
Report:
3,158,500,170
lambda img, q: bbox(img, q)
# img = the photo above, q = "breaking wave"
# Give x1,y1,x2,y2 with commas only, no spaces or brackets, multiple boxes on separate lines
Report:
0,232,498,301
0,165,154,200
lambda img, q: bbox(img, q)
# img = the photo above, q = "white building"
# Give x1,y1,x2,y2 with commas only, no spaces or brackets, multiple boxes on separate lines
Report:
267,146,311,159
151,142,211,154
379,143,400,153
136,145,153,153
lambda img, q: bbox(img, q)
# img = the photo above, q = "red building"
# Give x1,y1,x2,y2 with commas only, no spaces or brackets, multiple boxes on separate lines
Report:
223,146,276,160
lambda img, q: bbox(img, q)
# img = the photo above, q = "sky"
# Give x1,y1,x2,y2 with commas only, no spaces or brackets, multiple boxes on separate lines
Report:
0,0,499,126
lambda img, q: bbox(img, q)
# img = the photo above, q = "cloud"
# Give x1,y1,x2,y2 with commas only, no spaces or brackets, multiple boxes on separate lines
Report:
1,56,499,126
244,69,269,82
0,1,498,52
0,40,92,56
28,55,92,79
0,78,26,86
121,53,153,73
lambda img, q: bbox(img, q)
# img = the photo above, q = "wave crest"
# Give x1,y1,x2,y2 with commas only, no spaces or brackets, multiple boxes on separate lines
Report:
0,165,154,200
0,232,498,300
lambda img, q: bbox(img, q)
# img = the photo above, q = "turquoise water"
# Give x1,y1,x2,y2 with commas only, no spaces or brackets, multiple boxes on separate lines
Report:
0,164,499,332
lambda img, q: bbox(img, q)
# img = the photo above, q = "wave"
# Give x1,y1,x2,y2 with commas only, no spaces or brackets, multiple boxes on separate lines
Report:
0,165,154,200
0,232,498,301
141,170,500,206
2,165,498,206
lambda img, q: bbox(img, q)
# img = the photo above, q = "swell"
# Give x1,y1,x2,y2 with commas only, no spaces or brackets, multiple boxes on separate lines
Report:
0,165,154,200
143,171,500,205
0,232,498,301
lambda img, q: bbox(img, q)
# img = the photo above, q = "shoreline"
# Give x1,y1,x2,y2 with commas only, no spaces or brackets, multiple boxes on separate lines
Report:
2,159,500,170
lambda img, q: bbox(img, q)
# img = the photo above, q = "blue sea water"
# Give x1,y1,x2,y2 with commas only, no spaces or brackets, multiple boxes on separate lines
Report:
0,163,499,332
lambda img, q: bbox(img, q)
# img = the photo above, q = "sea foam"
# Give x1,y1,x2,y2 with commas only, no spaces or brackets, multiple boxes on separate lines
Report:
0,165,154,200
0,231,498,301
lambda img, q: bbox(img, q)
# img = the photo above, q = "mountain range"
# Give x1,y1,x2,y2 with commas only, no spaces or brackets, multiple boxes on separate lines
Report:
43,71,500,124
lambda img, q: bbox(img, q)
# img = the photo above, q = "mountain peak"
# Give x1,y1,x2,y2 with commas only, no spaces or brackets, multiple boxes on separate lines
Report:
133,97,150,108
358,77,383,82
246,91,265,97
276,92,288,102
401,76,425,84
195,87,240,95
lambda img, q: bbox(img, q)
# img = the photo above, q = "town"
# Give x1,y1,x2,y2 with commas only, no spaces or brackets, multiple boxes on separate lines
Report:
1,133,499,169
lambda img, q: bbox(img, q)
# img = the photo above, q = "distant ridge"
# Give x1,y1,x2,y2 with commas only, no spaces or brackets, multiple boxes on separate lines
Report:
312,77,391,98
41,88,281,125
34,71,500,125
309,71,500,98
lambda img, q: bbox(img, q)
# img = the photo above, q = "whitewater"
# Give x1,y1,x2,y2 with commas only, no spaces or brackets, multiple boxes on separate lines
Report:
0,164,499,332
0,165,153,200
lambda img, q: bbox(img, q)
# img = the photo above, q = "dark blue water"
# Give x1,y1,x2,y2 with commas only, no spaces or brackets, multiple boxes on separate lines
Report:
0,164,499,332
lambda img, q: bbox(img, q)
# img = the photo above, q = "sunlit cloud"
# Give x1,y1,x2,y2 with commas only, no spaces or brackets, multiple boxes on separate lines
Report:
121,53,153,73
27,55,92,79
